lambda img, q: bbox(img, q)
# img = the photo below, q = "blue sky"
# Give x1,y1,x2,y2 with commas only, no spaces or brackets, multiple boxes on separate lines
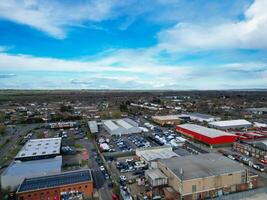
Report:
0,0,267,89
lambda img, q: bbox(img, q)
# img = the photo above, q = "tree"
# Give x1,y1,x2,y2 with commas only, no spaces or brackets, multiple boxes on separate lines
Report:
0,124,6,136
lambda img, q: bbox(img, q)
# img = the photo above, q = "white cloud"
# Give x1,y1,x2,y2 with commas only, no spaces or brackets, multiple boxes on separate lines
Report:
0,0,117,39
157,0,267,51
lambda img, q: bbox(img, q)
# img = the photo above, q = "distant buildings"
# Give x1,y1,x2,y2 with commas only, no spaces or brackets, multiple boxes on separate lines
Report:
103,118,141,136
1,138,62,191
157,153,257,199
208,119,252,130
16,169,93,200
49,122,77,129
176,124,237,148
186,113,220,122
152,115,182,126
247,107,267,115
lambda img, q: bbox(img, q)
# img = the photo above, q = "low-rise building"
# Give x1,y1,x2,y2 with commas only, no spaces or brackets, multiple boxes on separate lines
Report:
208,119,252,130
136,146,178,169
176,124,237,148
186,113,220,122
103,118,141,136
16,169,93,200
88,120,98,134
152,115,182,126
49,121,77,129
145,169,168,187
157,153,257,200
1,138,62,191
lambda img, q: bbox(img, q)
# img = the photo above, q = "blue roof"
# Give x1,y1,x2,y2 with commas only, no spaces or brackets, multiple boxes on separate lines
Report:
18,170,92,192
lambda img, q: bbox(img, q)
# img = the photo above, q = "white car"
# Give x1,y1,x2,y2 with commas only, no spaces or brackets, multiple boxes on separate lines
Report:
100,166,105,171
120,175,127,181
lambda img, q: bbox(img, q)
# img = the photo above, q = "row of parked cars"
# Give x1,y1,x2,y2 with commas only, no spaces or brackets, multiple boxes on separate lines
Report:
127,135,151,148
219,150,265,172
116,159,147,173
113,138,133,152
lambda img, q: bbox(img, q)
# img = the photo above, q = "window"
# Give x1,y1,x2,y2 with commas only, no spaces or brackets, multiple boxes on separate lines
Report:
28,194,31,197
19,197,24,200
79,186,81,189
192,185,197,192
85,185,88,188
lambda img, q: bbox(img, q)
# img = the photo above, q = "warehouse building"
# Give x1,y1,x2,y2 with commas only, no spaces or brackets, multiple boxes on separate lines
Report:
208,119,252,130
152,115,182,126
103,118,141,136
16,169,93,200
176,124,237,148
15,137,61,161
186,113,220,122
136,146,178,169
158,153,257,200
88,120,98,133
1,138,62,191
49,121,77,129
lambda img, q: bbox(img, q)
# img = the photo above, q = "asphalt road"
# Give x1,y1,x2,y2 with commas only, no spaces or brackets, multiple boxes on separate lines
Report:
81,139,112,200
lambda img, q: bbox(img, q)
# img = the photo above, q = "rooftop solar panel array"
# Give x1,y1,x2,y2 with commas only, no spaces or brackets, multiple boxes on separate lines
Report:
18,170,92,192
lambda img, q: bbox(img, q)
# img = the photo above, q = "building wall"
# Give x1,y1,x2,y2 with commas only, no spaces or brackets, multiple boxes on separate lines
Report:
16,182,93,200
152,118,181,126
158,162,246,199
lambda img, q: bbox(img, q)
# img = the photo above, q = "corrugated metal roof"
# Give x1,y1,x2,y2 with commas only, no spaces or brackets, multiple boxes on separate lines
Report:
116,119,133,129
209,119,252,127
159,153,244,180
178,124,235,138
103,120,119,131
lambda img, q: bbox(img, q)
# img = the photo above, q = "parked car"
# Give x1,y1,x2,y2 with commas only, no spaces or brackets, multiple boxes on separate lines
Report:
252,163,265,172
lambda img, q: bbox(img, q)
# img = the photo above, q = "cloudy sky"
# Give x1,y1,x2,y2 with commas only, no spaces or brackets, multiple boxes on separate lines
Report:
0,0,267,90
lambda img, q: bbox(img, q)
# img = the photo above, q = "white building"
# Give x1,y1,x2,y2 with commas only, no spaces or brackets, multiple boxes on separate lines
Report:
1,138,62,191
208,119,252,130
1,156,62,191
88,121,98,133
136,146,178,169
103,118,141,136
186,113,220,122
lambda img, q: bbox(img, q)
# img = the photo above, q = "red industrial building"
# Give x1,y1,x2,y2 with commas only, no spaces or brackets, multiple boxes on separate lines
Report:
176,124,237,147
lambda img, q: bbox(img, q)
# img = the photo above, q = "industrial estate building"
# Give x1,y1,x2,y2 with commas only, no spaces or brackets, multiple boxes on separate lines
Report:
136,146,179,169
152,115,182,126
176,124,237,147
103,118,141,135
16,169,93,200
157,153,257,200
1,138,62,191
208,119,252,130
186,113,220,122
49,122,77,129
88,120,98,133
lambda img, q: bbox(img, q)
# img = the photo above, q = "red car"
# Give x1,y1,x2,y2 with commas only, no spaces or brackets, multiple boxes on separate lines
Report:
260,159,267,164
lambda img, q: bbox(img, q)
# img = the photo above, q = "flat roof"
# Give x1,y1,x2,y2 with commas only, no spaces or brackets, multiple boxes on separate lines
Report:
2,156,62,176
159,153,244,180
146,169,167,180
153,115,181,121
17,169,92,193
137,146,178,161
209,119,252,127
177,124,235,138
15,138,61,159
